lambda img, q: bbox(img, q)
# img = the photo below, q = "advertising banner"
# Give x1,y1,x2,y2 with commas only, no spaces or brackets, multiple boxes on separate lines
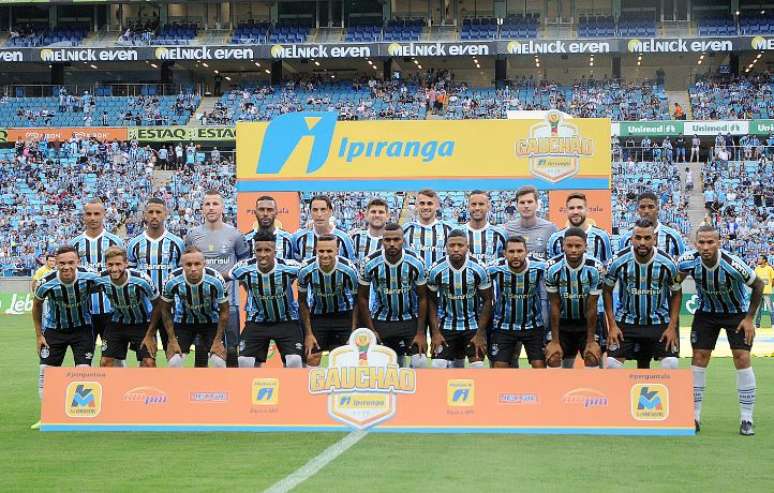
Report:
127,126,235,142
5,127,127,142
0,292,33,315
41,328,693,435
235,111,611,192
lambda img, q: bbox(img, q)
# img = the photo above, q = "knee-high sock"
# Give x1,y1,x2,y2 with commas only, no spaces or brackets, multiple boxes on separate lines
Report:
38,364,47,400
737,367,756,423
691,365,706,422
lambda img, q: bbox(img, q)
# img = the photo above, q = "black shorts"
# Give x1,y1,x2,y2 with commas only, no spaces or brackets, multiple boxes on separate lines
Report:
175,323,218,354
436,330,478,361
242,321,303,363
91,313,113,340
557,321,590,358
692,311,752,351
609,323,679,360
374,319,418,357
490,329,546,363
311,312,352,352
102,322,151,361
40,327,95,366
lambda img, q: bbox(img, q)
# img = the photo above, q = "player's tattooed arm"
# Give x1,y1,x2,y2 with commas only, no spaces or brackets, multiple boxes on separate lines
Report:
356,284,378,337
738,277,764,345
32,297,47,355
210,301,229,360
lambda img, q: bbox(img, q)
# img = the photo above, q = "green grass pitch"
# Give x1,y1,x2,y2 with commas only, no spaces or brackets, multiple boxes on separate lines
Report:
0,314,771,492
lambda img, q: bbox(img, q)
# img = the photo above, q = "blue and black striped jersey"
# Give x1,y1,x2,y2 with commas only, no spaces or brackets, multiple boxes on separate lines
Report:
544,254,604,321
298,256,359,315
547,225,613,264
678,249,757,314
126,231,184,291
604,248,681,325
350,230,383,267
403,220,453,268
487,257,546,331
229,258,300,323
465,223,507,265
293,228,356,262
34,267,100,330
95,269,159,325
428,256,491,332
360,249,427,322
244,228,294,260
160,267,228,324
71,231,124,315
618,223,686,259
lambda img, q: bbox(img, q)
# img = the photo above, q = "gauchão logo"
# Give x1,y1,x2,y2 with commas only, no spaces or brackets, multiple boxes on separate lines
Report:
255,111,455,175
631,384,669,420
516,110,592,183
65,382,102,417
447,380,475,407
308,328,415,429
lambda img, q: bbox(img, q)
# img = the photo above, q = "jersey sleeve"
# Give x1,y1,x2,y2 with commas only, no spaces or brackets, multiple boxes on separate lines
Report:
677,252,695,274
296,265,310,292
234,230,251,261
414,259,427,286
477,265,492,291
227,261,248,283
544,266,558,293
359,260,373,286
344,264,360,289
126,238,138,267
213,277,229,304
604,258,619,287
338,234,357,262
171,236,185,267
160,278,175,303
426,267,438,292
666,259,682,291
729,255,757,287
600,231,613,263
589,265,603,296
140,274,160,301
674,233,687,257
33,279,51,301
547,231,562,258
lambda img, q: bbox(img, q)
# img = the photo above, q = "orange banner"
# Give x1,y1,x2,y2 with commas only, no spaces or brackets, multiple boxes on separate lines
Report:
548,190,613,233
6,127,128,142
41,367,693,434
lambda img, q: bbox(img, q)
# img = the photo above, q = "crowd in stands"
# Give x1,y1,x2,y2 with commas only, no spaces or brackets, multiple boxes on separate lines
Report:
213,75,670,124
690,74,774,120
7,24,88,47
0,89,199,127
702,152,774,266
118,17,160,45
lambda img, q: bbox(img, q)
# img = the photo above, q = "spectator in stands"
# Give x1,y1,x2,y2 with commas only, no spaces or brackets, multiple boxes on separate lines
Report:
691,134,701,162
673,102,686,120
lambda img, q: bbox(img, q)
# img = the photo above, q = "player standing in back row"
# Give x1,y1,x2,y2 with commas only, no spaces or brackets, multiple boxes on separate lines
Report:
71,198,124,366
293,195,356,262
126,198,185,355
185,190,250,367
677,226,764,436
350,198,389,267
244,195,294,260
403,189,452,268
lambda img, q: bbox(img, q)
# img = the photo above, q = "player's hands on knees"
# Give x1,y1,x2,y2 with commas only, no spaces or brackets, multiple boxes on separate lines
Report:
141,335,157,358
583,341,601,366
659,325,678,351
210,339,226,361
305,334,320,359
411,333,428,355
545,340,563,366
470,333,487,360
430,332,447,356
608,323,623,346
36,334,48,354
736,317,756,346
166,340,182,361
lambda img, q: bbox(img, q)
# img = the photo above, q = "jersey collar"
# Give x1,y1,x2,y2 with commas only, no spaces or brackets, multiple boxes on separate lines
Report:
631,247,656,266
565,254,586,272
143,231,167,243
83,230,105,242
316,258,338,274
449,255,470,273
384,251,404,267
58,270,78,286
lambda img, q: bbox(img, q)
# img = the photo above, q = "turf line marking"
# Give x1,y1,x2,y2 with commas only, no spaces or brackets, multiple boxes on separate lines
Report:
263,430,368,493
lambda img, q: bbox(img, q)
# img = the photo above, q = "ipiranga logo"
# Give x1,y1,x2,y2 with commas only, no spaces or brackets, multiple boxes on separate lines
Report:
255,112,455,174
